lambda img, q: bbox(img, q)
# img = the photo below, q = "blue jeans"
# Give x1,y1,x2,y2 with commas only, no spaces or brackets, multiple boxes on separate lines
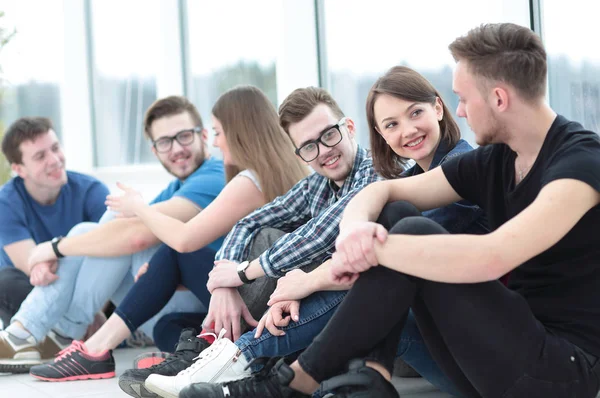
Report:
12,211,206,342
235,290,461,397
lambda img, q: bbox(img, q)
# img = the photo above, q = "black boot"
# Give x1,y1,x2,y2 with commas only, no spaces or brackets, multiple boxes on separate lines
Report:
318,359,400,398
180,356,310,398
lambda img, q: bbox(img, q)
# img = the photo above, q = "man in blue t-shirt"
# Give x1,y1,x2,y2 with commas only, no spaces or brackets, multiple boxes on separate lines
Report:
0,97,225,371
0,117,109,329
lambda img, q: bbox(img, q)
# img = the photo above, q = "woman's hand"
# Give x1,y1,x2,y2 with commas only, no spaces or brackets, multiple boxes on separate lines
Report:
105,182,145,218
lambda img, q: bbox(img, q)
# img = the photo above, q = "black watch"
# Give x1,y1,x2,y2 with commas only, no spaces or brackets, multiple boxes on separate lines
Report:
51,236,65,258
237,261,254,284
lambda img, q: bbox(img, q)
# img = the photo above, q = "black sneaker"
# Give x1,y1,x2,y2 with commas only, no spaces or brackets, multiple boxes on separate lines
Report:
118,328,210,398
29,340,115,382
179,357,310,398
318,359,400,398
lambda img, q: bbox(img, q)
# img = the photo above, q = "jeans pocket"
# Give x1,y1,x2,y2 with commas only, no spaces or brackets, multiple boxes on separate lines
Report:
502,375,585,398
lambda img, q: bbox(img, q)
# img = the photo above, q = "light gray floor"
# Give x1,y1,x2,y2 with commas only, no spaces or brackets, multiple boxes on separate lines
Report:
0,347,451,398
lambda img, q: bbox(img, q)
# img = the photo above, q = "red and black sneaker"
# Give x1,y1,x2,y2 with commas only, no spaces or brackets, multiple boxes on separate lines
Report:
29,340,115,382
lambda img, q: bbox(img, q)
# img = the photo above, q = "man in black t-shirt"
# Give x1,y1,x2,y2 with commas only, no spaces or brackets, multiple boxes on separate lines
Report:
179,24,600,398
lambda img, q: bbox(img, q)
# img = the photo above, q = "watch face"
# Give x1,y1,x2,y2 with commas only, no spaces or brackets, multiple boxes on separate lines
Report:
237,261,248,272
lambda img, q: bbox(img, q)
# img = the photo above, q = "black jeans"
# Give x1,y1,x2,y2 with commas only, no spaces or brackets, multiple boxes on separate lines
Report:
298,201,600,398
114,244,216,334
0,267,33,327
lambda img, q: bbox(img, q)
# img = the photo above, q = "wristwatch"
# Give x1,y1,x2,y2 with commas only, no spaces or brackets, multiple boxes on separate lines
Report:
237,261,254,284
51,236,65,258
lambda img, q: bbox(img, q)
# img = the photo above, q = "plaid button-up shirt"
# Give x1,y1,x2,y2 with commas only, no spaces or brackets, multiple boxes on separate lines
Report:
215,146,381,277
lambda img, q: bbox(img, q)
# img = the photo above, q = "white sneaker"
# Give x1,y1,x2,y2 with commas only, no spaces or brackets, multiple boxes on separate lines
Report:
144,329,251,398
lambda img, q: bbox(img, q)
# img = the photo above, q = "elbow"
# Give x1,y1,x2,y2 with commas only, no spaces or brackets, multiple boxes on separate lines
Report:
128,234,155,252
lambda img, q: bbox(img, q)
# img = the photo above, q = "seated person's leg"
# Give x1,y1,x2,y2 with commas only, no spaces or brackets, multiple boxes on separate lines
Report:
0,222,99,371
152,312,207,353
28,244,214,382
52,241,157,341
0,267,34,328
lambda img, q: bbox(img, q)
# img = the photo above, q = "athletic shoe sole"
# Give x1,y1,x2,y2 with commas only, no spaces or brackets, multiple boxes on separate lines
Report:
0,362,38,374
144,381,179,398
119,375,158,398
31,370,116,382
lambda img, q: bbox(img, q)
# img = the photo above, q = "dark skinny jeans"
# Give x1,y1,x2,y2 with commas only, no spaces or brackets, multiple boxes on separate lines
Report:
114,244,215,335
299,201,600,398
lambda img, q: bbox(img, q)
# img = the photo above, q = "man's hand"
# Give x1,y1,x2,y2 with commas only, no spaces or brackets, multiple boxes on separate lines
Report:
105,182,145,218
29,261,59,286
207,260,244,293
203,288,258,341
333,221,388,277
268,269,316,306
28,241,57,267
255,300,300,338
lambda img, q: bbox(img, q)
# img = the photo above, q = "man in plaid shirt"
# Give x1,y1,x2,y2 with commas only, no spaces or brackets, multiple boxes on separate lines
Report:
203,87,380,340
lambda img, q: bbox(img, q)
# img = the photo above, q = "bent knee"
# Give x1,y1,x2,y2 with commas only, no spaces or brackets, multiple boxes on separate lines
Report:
389,216,448,236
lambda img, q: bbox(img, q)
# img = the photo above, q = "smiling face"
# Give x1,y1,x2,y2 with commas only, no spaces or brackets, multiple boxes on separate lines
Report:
13,129,67,190
288,104,357,186
373,94,443,170
149,111,207,179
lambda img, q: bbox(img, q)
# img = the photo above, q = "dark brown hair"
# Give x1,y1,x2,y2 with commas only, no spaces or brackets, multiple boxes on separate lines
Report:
212,85,309,202
143,96,203,140
2,117,54,164
449,23,547,101
278,87,345,136
366,66,461,179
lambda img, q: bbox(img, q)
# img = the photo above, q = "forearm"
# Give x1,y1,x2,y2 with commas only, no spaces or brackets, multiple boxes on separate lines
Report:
375,234,504,283
134,204,195,252
59,218,158,257
245,258,266,281
340,182,391,230
309,261,351,292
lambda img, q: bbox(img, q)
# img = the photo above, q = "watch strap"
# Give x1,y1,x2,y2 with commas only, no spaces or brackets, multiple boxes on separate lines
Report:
51,236,65,259
237,261,254,284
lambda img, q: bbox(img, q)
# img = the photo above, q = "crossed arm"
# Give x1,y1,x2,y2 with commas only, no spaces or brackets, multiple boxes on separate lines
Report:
334,169,600,283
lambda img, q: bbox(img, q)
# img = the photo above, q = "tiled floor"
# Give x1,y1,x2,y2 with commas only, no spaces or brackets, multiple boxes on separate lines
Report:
0,347,450,398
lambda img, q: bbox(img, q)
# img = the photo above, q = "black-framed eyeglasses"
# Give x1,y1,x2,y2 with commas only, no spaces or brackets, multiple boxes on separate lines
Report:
295,118,346,162
152,127,201,153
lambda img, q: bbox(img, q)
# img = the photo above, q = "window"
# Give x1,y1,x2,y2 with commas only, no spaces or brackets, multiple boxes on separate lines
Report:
320,0,530,147
185,0,281,145
0,1,64,137
89,0,160,166
543,0,600,133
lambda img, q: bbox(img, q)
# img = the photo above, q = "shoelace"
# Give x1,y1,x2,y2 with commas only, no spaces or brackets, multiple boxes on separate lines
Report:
177,329,224,377
54,340,85,362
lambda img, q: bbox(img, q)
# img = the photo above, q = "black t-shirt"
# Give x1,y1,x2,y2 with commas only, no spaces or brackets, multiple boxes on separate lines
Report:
441,115,600,357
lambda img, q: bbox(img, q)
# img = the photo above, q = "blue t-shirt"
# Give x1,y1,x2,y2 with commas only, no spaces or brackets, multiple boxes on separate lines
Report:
0,171,110,268
150,157,226,252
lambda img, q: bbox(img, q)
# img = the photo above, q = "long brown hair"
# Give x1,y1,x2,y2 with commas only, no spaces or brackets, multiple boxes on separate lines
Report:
212,85,309,202
366,66,461,179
